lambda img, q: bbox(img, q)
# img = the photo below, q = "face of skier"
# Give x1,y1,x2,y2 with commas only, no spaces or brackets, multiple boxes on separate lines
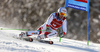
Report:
59,12,66,19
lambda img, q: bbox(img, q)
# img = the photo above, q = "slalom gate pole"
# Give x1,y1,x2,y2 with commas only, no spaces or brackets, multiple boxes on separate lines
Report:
87,0,90,46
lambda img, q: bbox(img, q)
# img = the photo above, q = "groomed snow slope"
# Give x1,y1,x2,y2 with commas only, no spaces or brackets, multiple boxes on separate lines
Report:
0,30,100,52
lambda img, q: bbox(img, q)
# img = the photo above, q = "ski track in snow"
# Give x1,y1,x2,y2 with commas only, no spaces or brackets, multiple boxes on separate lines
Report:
0,30,100,52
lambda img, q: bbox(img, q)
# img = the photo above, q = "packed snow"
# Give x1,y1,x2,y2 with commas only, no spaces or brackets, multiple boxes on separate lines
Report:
0,28,100,52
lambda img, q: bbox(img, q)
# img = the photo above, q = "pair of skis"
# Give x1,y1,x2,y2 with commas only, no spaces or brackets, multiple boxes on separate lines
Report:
16,37,53,45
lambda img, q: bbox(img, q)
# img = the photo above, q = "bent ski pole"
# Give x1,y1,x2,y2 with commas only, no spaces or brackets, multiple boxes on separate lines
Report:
38,30,46,31
0,28,29,31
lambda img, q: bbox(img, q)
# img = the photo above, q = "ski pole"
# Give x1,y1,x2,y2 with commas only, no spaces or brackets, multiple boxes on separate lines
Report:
38,30,46,31
0,28,29,31
59,34,63,42
59,25,63,42
59,37,61,42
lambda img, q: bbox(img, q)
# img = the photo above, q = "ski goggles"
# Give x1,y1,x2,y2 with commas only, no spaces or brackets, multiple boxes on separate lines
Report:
59,12,66,16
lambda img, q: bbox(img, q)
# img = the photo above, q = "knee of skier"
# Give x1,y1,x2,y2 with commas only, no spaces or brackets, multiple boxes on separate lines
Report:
44,32,50,38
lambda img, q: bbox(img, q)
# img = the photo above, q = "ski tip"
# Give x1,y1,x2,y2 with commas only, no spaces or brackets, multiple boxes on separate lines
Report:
29,38,33,42
49,41,53,44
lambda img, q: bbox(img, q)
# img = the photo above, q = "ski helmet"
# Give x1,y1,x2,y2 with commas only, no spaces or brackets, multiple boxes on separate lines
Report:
58,7,67,17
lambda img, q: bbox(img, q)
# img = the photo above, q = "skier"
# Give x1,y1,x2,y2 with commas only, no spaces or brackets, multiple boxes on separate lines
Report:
19,7,67,40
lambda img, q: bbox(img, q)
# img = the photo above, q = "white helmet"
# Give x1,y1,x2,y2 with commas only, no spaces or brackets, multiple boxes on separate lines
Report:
58,7,67,17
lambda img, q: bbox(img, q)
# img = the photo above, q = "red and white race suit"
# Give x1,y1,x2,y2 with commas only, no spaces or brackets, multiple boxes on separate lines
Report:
27,12,67,38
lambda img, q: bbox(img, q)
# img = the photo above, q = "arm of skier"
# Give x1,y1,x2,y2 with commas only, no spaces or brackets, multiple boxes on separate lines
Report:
37,13,54,33
59,19,67,38
45,13,55,32
63,19,67,35
46,13,54,27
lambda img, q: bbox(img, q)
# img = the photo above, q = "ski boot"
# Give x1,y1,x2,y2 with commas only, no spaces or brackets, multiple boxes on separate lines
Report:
36,34,46,40
19,32,28,38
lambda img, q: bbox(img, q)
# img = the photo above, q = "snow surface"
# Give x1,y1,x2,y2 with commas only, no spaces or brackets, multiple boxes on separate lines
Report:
0,29,100,52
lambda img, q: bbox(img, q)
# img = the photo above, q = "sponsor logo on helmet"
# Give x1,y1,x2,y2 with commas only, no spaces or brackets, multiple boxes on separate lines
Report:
62,10,66,13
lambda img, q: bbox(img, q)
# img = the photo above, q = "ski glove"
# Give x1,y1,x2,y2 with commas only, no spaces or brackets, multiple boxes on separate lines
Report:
46,27,51,32
59,33,64,38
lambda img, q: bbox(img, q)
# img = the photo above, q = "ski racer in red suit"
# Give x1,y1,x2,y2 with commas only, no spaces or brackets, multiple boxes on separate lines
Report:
19,7,67,40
